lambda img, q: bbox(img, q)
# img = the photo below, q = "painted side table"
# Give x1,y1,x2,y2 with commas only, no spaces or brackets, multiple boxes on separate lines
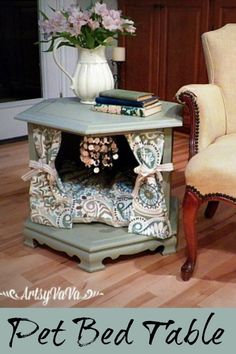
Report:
16,97,182,272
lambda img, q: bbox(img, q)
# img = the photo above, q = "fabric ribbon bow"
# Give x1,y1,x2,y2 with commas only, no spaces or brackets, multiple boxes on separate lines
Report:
21,159,57,182
134,162,174,182
21,159,71,204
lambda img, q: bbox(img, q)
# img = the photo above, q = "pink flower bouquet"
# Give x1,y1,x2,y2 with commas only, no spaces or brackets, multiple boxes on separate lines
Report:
39,1,136,50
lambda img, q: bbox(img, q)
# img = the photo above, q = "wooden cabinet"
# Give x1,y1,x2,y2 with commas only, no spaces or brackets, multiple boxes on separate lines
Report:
119,0,236,132
118,3,160,93
213,0,236,28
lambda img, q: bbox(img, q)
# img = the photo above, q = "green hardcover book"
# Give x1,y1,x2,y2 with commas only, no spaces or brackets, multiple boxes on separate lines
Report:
99,89,154,102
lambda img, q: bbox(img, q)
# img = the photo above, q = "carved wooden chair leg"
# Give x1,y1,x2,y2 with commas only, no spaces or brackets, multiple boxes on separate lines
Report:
204,201,219,219
181,188,202,281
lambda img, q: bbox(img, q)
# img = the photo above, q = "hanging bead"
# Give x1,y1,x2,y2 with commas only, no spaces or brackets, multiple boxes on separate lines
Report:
113,153,119,160
93,167,100,173
80,135,119,172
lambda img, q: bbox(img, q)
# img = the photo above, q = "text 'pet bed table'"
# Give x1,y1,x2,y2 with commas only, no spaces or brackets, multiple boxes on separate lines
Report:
16,98,182,272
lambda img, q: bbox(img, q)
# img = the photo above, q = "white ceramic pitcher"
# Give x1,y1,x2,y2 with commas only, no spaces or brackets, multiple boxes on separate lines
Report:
53,40,114,104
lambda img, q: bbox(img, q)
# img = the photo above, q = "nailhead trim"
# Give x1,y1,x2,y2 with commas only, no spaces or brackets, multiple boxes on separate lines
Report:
176,90,200,156
187,185,236,204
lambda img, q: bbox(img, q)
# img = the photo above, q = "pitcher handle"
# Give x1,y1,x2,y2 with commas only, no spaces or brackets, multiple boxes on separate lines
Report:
52,39,74,87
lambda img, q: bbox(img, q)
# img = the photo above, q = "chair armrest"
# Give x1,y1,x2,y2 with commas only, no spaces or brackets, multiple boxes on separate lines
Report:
176,84,226,157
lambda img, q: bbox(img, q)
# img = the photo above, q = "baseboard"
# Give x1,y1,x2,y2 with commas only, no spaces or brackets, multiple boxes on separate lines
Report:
0,135,28,145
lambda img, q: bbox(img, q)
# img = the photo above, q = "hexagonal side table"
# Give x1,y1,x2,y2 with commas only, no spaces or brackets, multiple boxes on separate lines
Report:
16,97,182,272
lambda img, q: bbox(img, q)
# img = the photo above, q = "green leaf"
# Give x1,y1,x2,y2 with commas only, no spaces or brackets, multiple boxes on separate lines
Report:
81,26,95,49
41,37,59,52
44,41,55,52
39,10,49,21
61,10,69,20
57,41,74,49
48,6,56,12
60,33,80,47
34,40,49,45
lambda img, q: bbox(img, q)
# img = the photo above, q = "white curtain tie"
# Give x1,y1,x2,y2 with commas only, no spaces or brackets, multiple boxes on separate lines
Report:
134,163,174,181
21,159,57,181
21,159,72,205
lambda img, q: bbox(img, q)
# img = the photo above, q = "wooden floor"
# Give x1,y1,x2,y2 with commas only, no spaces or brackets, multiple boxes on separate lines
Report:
1,133,236,308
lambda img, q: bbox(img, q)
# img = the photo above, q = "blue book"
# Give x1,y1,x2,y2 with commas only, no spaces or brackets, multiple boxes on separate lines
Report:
96,95,159,107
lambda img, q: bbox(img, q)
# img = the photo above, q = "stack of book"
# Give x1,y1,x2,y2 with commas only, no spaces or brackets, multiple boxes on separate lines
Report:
93,89,162,117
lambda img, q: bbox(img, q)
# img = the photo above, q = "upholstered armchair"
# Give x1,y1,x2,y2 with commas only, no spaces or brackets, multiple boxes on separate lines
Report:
176,24,236,281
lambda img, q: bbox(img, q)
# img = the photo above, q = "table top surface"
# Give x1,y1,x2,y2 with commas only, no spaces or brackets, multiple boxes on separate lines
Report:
15,97,183,135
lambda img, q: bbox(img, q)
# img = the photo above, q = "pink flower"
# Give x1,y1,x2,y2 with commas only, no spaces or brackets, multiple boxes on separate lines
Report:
109,10,122,20
87,19,100,31
68,8,89,36
68,5,89,20
50,11,67,31
66,4,77,16
39,2,136,49
39,19,54,39
93,2,109,16
102,10,123,31
39,11,67,38
121,19,136,34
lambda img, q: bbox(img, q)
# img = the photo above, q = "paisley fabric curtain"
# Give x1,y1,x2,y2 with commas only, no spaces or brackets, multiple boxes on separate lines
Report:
22,126,73,228
125,131,173,239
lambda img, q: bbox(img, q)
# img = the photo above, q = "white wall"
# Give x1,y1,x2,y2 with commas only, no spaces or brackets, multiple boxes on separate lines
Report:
0,99,42,140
